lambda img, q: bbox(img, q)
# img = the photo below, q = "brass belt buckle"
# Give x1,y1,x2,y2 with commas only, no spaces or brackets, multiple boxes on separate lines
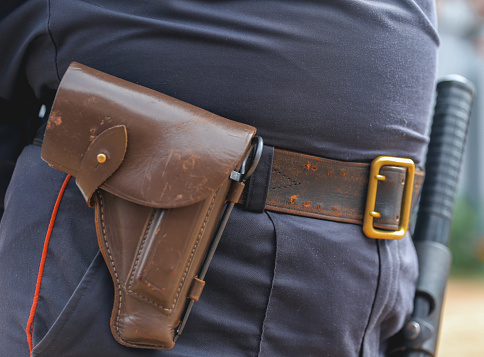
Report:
363,156,415,239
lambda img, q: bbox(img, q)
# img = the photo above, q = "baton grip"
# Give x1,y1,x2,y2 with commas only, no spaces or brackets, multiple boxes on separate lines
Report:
413,75,475,246
389,76,475,357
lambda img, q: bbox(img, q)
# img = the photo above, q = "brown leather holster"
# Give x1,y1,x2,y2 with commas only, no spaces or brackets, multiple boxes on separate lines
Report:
41,62,258,350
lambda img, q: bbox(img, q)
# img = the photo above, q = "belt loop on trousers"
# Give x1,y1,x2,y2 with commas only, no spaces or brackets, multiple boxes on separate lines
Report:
244,146,274,213
33,102,53,146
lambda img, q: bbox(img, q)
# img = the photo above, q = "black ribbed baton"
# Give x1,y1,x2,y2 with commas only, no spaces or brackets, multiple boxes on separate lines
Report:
389,76,475,356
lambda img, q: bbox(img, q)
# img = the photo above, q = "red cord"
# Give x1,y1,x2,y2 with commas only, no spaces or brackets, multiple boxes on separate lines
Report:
26,174,72,355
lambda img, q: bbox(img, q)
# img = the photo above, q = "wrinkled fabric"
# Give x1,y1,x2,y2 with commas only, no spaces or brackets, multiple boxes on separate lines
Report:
1,146,418,357
0,1,438,356
1,0,438,163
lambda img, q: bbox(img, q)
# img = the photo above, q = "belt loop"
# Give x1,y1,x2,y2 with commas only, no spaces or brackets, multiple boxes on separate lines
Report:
244,145,274,213
33,101,53,146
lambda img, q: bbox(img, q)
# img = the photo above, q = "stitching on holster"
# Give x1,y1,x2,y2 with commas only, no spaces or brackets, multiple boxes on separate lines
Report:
97,193,171,349
126,188,220,313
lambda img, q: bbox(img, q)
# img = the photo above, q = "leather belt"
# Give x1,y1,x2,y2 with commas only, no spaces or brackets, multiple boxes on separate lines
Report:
35,97,423,239
239,148,424,239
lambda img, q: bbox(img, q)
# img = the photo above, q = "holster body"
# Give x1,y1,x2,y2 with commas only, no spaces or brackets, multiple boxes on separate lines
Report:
41,62,257,349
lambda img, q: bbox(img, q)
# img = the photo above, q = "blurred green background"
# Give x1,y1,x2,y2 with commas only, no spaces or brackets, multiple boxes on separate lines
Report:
449,198,484,276
437,0,484,278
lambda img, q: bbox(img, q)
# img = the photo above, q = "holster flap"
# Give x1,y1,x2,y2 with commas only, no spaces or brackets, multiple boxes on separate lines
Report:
41,62,256,207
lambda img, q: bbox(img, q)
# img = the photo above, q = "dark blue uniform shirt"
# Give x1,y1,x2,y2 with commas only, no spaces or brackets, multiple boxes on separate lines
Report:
0,1,438,356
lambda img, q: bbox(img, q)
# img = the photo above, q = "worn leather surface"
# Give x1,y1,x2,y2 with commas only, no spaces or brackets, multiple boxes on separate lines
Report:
41,62,256,350
76,125,127,205
94,182,231,349
241,148,424,231
41,62,256,208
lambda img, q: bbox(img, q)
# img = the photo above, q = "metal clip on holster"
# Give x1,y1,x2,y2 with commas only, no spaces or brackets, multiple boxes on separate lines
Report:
41,62,262,350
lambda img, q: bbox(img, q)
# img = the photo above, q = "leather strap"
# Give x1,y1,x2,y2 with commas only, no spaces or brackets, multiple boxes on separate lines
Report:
240,148,424,231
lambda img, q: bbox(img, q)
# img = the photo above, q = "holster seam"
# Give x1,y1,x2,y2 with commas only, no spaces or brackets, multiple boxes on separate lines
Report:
125,188,220,313
98,192,172,349
126,210,161,307
97,193,125,343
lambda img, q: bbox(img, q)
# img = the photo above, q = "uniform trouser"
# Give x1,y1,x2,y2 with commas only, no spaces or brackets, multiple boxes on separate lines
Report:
0,144,418,357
